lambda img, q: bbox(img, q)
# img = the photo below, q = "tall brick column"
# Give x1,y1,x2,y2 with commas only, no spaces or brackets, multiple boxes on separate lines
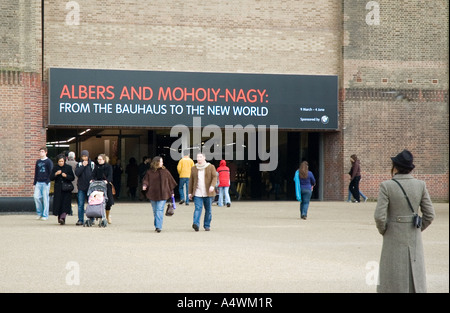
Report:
0,1,44,202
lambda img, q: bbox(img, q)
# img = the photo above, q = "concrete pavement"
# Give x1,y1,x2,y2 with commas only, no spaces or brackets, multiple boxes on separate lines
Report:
0,200,448,293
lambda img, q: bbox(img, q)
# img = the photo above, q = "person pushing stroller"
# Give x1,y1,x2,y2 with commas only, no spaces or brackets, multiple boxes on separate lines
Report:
91,154,114,224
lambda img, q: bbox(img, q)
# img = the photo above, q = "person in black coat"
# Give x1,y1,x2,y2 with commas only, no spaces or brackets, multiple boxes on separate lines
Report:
92,154,115,224
50,154,75,225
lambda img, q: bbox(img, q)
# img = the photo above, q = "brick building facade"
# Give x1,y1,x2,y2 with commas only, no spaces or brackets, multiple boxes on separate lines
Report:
0,0,448,204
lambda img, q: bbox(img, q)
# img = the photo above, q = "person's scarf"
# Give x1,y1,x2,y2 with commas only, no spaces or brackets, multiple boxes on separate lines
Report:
195,162,210,170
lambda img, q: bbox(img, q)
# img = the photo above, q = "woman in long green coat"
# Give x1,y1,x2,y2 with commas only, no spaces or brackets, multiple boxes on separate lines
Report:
374,150,435,293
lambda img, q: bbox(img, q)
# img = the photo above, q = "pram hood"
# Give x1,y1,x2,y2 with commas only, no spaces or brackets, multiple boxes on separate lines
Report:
87,180,108,201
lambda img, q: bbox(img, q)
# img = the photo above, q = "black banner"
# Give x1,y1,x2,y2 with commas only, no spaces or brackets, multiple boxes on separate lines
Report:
49,68,338,130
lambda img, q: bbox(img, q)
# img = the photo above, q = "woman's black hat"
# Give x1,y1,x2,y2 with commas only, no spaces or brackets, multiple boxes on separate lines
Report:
391,149,415,169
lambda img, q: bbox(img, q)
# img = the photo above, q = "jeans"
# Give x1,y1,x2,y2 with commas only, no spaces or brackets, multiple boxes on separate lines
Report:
193,196,212,229
34,182,50,218
150,200,166,229
217,186,231,206
300,188,312,217
179,178,190,204
349,176,361,202
77,190,88,222
347,188,367,201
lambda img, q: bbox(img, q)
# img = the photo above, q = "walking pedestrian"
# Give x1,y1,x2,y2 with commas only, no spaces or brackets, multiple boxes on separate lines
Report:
138,156,150,201
33,147,53,220
126,157,139,200
66,151,78,194
188,153,217,231
348,154,361,202
228,160,239,200
66,151,78,216
112,159,123,200
294,161,316,219
177,149,194,205
374,149,435,293
92,154,115,224
142,156,177,233
217,160,231,207
50,154,75,225
74,150,95,225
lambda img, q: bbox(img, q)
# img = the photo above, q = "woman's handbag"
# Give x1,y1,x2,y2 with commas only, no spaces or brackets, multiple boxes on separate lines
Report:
392,179,422,228
165,196,176,216
61,181,74,192
109,182,116,195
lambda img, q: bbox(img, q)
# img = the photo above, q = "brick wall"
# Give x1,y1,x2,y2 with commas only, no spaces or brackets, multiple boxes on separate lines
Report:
43,0,342,77
0,72,45,197
0,0,44,198
342,0,449,201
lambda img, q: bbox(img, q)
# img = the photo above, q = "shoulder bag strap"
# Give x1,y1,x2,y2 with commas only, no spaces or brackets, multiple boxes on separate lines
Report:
392,178,415,214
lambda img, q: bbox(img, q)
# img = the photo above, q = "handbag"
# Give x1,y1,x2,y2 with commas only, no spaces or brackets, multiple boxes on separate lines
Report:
165,196,176,216
392,179,422,228
109,182,116,195
61,181,74,192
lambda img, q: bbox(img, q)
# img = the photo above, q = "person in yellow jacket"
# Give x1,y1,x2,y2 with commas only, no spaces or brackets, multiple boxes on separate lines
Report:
177,149,194,205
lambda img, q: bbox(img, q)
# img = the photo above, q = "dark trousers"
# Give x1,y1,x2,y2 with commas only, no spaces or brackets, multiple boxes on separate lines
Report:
349,176,361,202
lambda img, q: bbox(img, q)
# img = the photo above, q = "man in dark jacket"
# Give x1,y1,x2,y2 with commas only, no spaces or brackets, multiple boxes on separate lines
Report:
75,150,95,225
33,147,53,220
349,154,361,203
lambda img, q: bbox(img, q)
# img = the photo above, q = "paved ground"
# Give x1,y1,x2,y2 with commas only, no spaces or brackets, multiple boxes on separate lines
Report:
0,200,448,293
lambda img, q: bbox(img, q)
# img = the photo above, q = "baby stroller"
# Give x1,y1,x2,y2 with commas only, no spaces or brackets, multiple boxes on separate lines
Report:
84,180,108,228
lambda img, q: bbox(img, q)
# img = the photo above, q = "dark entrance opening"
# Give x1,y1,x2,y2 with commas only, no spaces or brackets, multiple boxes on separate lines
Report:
46,128,321,201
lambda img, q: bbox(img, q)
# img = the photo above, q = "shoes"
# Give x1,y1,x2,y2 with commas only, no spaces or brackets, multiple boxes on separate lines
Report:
192,224,199,232
58,218,65,225
106,211,112,224
205,228,210,231
155,228,161,233
76,220,83,226
301,216,307,220
226,203,231,207
185,203,189,206
36,216,42,220
364,197,368,202
40,217,48,221
179,200,185,205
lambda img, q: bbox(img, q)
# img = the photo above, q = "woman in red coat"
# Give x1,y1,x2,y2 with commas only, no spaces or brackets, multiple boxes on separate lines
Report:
142,156,177,232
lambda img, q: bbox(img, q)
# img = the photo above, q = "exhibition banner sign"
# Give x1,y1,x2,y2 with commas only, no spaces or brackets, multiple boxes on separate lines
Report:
49,68,338,130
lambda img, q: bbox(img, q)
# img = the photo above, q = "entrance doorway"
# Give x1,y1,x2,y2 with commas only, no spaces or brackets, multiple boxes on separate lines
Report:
46,128,321,201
